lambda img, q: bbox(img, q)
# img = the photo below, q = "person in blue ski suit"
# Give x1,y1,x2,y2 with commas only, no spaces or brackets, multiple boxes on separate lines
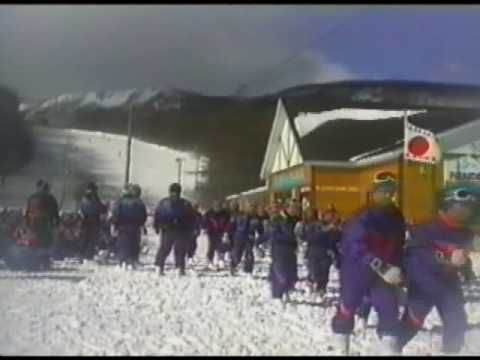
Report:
395,183,479,354
228,203,264,275
79,182,107,261
265,201,300,302
299,208,338,297
331,172,405,354
203,201,231,269
111,184,147,268
187,203,202,263
154,183,195,276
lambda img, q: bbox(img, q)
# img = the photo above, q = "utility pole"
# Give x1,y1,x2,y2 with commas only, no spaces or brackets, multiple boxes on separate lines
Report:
176,157,184,186
125,103,133,187
194,154,200,189
60,130,71,210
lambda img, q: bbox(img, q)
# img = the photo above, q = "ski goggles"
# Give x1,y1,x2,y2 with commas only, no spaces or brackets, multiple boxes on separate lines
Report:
444,188,478,203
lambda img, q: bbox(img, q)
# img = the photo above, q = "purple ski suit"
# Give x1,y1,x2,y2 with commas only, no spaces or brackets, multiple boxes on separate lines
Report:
303,222,338,292
266,212,299,299
203,209,231,262
229,213,263,274
397,218,474,354
111,196,147,265
331,203,405,337
154,197,195,273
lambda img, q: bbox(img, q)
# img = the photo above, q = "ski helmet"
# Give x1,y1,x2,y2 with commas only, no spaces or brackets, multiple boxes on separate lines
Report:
131,184,142,198
439,182,480,210
122,184,132,197
169,182,182,195
85,182,98,195
36,179,45,190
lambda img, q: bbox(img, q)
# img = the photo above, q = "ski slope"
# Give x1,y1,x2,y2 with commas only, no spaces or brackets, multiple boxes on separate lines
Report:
1,231,480,356
0,127,201,210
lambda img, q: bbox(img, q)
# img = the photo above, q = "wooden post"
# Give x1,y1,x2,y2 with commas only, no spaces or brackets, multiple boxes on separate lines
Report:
124,103,133,187
401,110,409,220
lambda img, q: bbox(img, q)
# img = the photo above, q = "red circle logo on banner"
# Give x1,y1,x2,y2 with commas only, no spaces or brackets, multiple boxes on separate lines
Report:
408,136,430,157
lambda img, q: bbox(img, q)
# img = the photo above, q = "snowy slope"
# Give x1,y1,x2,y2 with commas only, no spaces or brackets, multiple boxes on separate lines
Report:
0,127,202,210
1,233,480,356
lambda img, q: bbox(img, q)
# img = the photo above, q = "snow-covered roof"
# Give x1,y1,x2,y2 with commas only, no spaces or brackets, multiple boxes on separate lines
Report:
294,108,428,138
19,103,30,112
226,194,240,200
240,186,267,196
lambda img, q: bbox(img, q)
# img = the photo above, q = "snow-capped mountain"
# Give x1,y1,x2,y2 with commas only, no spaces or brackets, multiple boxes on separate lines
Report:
20,88,191,117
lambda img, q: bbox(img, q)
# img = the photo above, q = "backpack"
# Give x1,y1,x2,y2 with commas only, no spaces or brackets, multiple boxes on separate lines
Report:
27,193,50,221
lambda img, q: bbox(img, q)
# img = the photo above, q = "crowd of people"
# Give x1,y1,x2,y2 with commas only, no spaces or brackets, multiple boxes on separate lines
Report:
1,173,480,355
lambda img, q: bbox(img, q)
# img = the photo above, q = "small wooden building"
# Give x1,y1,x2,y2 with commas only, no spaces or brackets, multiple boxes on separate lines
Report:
260,93,480,223
225,185,268,210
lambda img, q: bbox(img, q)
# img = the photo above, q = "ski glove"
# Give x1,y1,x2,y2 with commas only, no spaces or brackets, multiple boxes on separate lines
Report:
369,257,403,285
450,249,469,267
435,249,469,268
222,232,230,245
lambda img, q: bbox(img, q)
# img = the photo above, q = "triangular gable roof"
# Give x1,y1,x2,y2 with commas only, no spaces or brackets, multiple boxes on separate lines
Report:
260,98,303,180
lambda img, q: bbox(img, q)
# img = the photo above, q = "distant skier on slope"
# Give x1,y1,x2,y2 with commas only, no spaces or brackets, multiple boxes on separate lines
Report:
395,183,479,355
154,183,195,276
330,172,405,355
111,184,147,270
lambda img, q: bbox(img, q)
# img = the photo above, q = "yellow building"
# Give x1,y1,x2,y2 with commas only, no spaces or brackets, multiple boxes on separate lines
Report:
260,98,480,223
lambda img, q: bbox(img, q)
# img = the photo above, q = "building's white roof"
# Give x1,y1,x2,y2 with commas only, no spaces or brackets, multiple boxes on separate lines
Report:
294,108,427,138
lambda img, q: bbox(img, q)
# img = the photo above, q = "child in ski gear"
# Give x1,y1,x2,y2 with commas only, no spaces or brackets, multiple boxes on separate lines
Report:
303,208,338,298
154,183,195,276
4,221,51,271
266,200,300,303
79,182,107,261
111,183,147,268
396,183,479,354
331,172,405,354
25,180,60,248
203,201,231,269
187,203,202,263
229,203,263,275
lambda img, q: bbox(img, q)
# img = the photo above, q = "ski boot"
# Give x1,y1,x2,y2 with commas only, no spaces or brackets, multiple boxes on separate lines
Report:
157,266,165,276
177,268,186,277
281,291,290,308
334,334,351,355
377,335,401,355
314,289,326,304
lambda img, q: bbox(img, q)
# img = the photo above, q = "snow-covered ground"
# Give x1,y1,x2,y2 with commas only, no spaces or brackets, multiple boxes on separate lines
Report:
1,234,480,356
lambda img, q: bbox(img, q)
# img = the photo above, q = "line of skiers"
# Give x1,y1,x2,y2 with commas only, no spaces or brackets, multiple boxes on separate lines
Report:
2,173,479,355
0,178,346,306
